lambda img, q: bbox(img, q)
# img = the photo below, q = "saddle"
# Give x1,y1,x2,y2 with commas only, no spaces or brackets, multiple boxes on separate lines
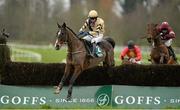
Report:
83,40,92,55
82,40,103,57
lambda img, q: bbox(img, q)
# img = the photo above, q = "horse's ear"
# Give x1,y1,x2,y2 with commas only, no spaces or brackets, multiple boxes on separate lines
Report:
57,22,61,28
62,22,66,28
147,23,151,28
2,28,5,32
155,24,158,27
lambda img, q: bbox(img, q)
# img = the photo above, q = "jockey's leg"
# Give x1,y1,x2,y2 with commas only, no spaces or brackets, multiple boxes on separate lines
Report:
167,46,177,61
164,39,177,61
91,43,96,57
91,35,103,57
82,35,94,56
82,35,93,42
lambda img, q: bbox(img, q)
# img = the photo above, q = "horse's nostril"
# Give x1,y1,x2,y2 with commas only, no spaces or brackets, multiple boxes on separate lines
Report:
55,45,60,50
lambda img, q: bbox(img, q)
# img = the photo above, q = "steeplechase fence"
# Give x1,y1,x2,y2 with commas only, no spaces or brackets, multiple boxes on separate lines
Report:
1,62,180,86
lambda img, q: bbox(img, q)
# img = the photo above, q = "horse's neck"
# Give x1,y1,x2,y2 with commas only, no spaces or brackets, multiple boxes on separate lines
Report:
154,37,162,47
66,29,85,52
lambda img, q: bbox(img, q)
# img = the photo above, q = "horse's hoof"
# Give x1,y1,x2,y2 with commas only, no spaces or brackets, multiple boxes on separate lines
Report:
54,90,60,94
66,96,72,101
53,86,57,89
67,95,72,101
54,86,60,94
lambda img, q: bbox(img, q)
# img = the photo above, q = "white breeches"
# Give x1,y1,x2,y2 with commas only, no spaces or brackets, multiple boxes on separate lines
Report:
152,39,172,47
129,58,141,64
164,39,172,47
82,34,103,44
82,35,93,42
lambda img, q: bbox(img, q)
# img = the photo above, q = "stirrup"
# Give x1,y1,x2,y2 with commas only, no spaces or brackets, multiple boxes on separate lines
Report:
90,53,96,58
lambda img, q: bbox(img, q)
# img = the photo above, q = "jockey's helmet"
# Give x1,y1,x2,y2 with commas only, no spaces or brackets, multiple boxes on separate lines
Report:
127,40,135,49
88,10,98,18
161,22,169,29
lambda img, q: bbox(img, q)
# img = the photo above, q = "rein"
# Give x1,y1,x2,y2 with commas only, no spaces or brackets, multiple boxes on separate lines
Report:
65,27,86,55
0,44,7,46
67,50,86,55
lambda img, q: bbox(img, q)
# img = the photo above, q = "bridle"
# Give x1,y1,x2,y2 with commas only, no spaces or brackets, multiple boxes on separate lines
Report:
56,26,86,55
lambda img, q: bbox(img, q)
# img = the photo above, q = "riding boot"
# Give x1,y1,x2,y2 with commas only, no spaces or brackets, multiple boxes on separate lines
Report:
90,43,96,57
167,46,177,61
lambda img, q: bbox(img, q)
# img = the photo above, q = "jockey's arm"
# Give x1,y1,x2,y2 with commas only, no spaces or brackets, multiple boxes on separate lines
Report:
91,18,105,36
89,31,99,37
135,46,142,61
96,19,105,35
169,31,175,39
120,47,128,60
79,19,88,32
167,26,175,38
161,31,175,40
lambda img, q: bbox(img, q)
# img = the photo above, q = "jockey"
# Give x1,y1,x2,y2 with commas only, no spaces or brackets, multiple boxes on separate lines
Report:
157,21,177,61
78,10,105,57
120,40,142,64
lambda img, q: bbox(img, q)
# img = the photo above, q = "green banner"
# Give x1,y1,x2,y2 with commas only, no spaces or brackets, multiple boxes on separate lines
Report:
112,85,180,109
0,85,180,109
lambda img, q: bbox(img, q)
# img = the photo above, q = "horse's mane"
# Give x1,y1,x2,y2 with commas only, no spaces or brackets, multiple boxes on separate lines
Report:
66,26,78,38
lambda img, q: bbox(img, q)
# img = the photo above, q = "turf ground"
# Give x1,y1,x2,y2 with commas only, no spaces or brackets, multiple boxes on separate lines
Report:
9,44,180,65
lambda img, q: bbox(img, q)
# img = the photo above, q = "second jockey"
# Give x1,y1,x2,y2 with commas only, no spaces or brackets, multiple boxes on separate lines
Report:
78,10,105,57
120,40,142,64
157,21,177,61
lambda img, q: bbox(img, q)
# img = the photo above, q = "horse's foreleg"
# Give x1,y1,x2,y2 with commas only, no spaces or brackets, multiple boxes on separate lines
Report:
54,64,71,94
160,53,165,64
67,66,82,100
167,56,174,64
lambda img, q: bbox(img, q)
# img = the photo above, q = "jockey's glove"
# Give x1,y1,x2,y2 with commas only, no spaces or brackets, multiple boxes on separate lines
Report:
121,56,124,60
160,33,163,36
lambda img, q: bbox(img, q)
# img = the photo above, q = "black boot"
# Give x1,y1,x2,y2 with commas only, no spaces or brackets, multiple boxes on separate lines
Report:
90,43,96,57
167,46,177,61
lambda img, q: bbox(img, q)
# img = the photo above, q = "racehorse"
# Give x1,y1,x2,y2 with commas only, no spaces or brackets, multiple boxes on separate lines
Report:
0,28,9,44
54,22,115,100
146,23,175,64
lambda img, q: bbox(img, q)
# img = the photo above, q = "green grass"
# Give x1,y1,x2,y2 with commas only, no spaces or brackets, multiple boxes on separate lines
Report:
11,47,67,63
22,48,67,63
10,45,180,65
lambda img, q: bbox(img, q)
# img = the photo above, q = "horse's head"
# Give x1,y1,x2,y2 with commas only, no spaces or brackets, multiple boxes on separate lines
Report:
1,28,9,38
54,22,68,50
0,28,10,44
147,23,159,43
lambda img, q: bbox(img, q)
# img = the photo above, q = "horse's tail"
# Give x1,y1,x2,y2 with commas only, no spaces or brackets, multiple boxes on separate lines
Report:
104,37,115,48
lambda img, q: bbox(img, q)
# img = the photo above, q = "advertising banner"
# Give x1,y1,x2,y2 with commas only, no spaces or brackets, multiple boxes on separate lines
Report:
1,85,180,109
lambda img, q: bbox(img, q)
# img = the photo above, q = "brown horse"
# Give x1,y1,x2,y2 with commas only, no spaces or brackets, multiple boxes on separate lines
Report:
54,22,115,100
0,28,9,44
146,23,175,64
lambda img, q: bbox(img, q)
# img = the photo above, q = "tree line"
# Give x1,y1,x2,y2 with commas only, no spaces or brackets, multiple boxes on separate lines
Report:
0,0,180,46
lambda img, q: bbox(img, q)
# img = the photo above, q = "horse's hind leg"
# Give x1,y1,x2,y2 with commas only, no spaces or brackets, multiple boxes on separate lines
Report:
104,51,115,67
67,66,82,100
54,64,71,94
